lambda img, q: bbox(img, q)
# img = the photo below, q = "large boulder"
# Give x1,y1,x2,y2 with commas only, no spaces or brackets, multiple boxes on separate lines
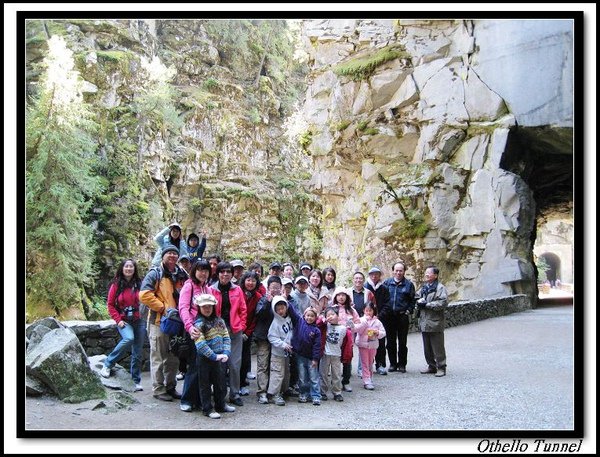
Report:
26,326,106,403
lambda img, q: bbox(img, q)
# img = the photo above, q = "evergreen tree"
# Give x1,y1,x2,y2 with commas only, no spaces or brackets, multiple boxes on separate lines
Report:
26,36,100,317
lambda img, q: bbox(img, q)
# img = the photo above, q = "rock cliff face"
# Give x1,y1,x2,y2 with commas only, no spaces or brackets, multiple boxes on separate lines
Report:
298,19,573,300
25,18,573,311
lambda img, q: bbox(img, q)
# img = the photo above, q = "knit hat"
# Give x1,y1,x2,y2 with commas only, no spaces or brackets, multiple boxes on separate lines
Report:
162,245,180,256
332,286,352,304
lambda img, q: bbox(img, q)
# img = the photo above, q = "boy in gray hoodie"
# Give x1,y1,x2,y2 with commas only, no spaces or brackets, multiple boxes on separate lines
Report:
267,295,294,405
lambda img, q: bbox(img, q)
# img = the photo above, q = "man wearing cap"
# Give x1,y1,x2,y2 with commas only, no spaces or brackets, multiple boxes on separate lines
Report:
178,254,192,277
365,266,391,375
140,245,189,401
230,259,245,284
151,223,188,266
261,262,283,289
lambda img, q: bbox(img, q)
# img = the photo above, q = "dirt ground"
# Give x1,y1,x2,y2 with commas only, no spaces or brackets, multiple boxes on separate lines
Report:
23,306,576,437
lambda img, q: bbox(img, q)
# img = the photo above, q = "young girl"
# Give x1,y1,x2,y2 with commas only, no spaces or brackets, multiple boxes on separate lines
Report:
193,293,236,419
151,223,188,266
354,303,386,390
331,287,360,393
288,305,322,405
317,306,347,402
101,259,145,391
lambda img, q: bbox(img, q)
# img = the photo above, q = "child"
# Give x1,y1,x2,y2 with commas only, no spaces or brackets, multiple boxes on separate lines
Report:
193,293,236,419
288,304,322,405
267,295,294,406
317,306,347,402
330,287,360,393
354,303,386,390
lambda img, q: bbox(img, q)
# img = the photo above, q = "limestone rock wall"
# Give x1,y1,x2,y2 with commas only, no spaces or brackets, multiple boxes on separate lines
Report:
298,19,567,300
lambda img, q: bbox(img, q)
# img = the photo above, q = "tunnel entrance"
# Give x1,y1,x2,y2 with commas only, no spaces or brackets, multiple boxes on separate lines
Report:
501,125,574,306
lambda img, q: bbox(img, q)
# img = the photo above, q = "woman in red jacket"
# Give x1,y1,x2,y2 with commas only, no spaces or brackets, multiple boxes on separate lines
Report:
101,259,145,391
238,270,263,396
210,261,248,406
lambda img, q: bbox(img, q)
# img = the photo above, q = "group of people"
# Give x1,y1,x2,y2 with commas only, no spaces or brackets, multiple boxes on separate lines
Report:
100,223,449,419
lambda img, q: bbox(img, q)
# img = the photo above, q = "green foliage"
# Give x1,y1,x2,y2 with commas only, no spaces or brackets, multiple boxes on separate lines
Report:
249,107,261,124
203,78,219,90
398,210,430,240
333,46,410,81
26,36,101,315
331,120,351,132
299,130,313,151
535,257,550,283
357,120,369,131
363,127,379,135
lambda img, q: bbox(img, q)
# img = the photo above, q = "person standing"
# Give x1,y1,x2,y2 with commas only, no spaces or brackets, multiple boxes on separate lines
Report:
210,261,247,406
139,245,188,401
177,259,212,412
267,296,294,406
101,259,145,392
193,293,236,419
365,267,391,375
383,262,416,373
349,271,374,377
239,271,263,396
416,266,449,377
253,276,282,404
354,303,386,390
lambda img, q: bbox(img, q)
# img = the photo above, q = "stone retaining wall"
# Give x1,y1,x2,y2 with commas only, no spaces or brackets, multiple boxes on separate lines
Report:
59,294,531,370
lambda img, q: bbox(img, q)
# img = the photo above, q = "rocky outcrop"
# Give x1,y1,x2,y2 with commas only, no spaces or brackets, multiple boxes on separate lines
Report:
298,19,572,301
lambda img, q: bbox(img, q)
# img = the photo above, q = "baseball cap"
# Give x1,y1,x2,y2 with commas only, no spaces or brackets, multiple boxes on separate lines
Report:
230,259,244,268
299,263,312,271
282,277,293,287
294,276,309,284
368,267,382,274
270,262,282,270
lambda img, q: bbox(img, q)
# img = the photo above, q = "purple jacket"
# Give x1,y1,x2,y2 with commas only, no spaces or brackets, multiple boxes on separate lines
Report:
288,303,321,362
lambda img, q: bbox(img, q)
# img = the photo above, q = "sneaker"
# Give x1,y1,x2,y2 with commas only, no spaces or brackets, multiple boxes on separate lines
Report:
397,366,407,373
230,396,244,406
239,386,250,396
320,394,328,401
219,404,236,413
284,387,300,397
180,404,193,412
298,395,308,403
257,394,269,404
376,367,388,375
435,368,446,377
100,366,111,378
364,384,375,390
420,367,437,374
388,365,398,372
274,394,286,406
153,393,173,402
246,372,256,380
333,394,344,402
167,389,182,399
176,372,185,381
312,398,321,406
206,411,221,419
134,383,143,391
342,384,353,392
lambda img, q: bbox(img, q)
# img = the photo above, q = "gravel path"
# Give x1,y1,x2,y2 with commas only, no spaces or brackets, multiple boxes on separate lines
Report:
24,305,575,432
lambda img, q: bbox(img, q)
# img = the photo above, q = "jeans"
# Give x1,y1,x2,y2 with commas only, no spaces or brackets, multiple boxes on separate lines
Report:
180,344,200,408
105,319,146,384
296,354,320,400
